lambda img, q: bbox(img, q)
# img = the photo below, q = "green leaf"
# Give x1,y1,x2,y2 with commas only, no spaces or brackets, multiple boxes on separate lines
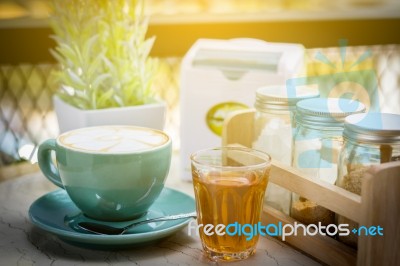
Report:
92,73,111,90
82,34,99,62
72,43,84,68
141,36,156,59
49,49,65,66
85,53,103,79
67,69,86,87
97,88,114,108
56,43,78,63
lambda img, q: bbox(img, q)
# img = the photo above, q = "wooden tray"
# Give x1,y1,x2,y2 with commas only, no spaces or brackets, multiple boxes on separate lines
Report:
222,109,400,266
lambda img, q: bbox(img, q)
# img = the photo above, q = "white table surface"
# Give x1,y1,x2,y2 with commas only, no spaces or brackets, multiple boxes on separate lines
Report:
0,152,321,265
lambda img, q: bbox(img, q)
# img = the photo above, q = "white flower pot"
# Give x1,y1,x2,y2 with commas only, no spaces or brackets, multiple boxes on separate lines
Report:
53,95,166,133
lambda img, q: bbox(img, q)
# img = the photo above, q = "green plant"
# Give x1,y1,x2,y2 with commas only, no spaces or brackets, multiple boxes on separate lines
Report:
50,0,158,110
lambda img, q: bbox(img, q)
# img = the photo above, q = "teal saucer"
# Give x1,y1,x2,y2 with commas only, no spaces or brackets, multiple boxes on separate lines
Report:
29,188,196,249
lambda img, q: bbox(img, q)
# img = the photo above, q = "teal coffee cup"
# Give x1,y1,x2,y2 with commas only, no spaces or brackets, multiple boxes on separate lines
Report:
38,125,172,221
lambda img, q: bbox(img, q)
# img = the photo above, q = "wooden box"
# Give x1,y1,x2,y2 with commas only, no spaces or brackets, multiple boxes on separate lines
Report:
222,109,400,266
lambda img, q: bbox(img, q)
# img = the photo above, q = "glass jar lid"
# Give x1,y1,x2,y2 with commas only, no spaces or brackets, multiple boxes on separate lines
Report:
255,85,319,112
343,113,400,144
296,98,366,127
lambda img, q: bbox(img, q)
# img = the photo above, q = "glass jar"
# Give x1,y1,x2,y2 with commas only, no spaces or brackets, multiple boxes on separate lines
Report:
336,113,400,247
291,98,365,226
252,86,318,215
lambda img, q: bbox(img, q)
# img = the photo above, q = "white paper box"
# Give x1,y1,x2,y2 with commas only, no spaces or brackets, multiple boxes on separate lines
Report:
180,38,304,180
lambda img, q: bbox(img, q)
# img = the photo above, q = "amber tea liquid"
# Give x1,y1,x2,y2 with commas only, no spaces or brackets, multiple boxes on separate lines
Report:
192,169,269,260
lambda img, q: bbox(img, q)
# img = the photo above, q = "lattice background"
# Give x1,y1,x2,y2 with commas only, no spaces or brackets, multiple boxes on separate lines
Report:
1,45,399,167
0,64,57,165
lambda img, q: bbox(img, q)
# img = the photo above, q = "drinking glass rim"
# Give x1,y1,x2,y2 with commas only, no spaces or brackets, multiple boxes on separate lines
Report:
190,146,271,170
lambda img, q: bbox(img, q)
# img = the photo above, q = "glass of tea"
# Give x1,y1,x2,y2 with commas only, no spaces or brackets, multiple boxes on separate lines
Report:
190,147,271,261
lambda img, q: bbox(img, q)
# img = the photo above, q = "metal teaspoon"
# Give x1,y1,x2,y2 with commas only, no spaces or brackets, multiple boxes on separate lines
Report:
77,211,197,235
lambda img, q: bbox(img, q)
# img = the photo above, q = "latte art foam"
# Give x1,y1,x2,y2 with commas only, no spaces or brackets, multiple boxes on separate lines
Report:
58,126,169,153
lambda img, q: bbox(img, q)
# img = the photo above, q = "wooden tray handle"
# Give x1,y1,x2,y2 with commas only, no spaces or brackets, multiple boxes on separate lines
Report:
358,161,400,266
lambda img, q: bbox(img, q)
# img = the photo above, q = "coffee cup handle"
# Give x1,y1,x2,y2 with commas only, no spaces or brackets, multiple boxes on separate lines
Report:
38,139,64,189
